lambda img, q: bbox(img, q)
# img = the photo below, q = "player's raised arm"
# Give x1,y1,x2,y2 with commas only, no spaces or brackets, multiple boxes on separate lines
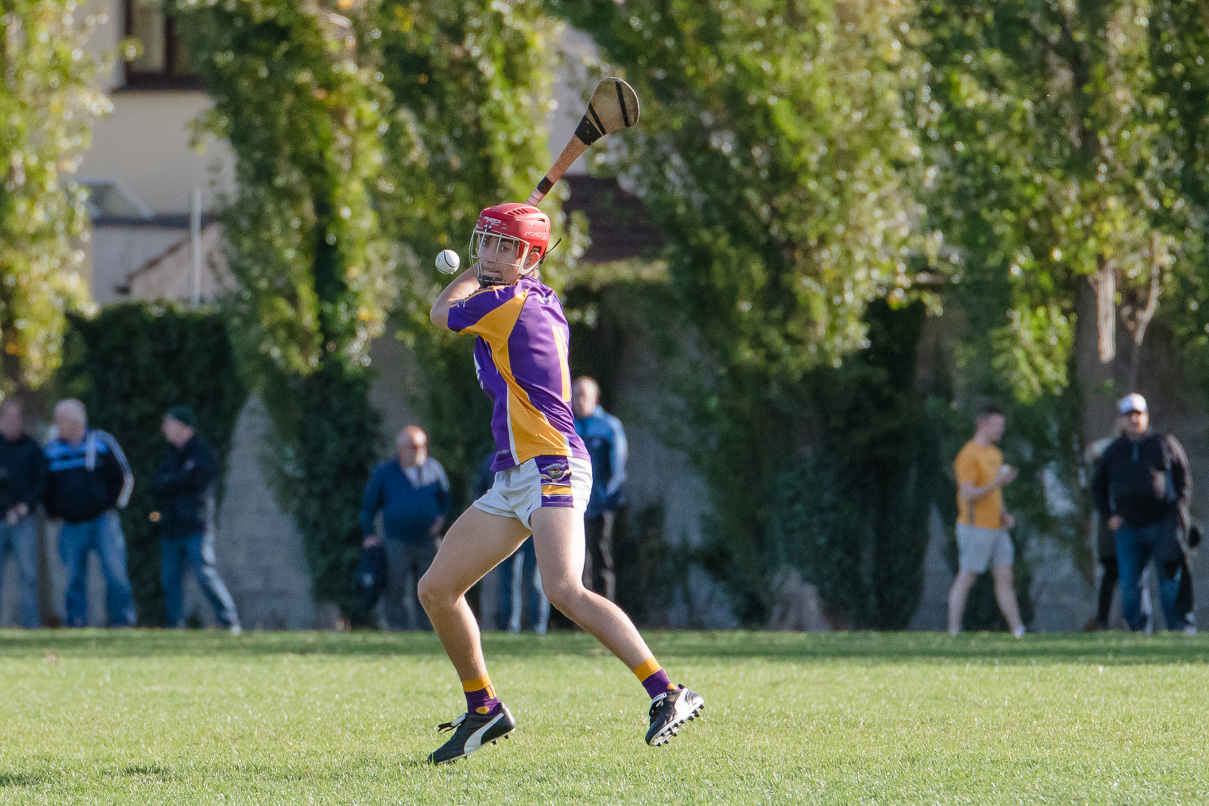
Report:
429,267,481,330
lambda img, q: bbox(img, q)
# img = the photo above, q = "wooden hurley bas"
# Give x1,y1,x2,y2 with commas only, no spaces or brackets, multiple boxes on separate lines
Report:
527,77,641,207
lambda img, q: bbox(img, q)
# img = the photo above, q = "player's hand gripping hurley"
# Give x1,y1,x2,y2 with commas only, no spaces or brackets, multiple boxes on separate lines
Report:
526,78,640,207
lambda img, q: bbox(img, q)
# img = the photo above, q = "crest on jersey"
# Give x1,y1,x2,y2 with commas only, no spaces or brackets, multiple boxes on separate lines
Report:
539,459,571,484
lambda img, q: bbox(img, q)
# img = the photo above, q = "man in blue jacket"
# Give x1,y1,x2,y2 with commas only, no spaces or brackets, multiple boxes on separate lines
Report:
0,401,47,628
572,377,628,602
153,406,241,633
360,426,450,630
44,399,136,628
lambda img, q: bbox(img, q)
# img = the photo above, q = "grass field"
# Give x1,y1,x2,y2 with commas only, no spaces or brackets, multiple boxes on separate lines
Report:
0,630,1206,804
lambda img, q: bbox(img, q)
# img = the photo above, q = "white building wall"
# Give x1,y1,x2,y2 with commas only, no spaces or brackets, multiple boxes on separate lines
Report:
80,0,235,215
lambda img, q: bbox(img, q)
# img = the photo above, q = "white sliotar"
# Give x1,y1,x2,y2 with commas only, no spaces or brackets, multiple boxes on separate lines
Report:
435,249,461,274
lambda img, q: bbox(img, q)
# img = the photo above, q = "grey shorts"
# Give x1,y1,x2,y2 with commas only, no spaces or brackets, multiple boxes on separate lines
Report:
956,523,1014,573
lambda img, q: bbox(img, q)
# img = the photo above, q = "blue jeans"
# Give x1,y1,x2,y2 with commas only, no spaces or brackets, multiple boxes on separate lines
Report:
161,533,240,629
58,512,136,628
497,538,549,633
1116,520,1187,631
0,517,39,628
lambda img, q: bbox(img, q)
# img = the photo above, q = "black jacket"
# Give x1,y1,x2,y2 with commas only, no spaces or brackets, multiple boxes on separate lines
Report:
45,430,133,523
152,434,218,540
1092,431,1190,528
0,434,47,514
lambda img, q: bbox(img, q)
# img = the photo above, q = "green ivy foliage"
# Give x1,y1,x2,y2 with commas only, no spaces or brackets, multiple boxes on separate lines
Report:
54,303,247,626
177,1,393,614
555,0,935,624
0,0,110,394
763,302,949,629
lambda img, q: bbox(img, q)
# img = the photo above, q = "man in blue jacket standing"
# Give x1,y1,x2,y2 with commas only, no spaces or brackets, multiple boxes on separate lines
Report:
360,426,450,630
572,377,628,602
44,399,136,628
153,406,241,633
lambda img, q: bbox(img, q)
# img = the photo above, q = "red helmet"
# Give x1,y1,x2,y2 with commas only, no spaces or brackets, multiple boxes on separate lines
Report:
470,203,551,284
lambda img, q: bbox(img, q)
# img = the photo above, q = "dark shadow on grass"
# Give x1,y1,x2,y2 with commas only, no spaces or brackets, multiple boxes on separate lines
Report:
0,629,1203,666
0,772,44,787
121,763,175,780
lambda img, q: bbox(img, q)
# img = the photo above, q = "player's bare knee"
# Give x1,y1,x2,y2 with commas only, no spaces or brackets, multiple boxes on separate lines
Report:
416,572,447,611
542,576,586,612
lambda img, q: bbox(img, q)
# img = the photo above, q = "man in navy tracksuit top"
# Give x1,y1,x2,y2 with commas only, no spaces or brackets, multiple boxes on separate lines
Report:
0,400,48,628
359,426,450,630
572,377,628,602
44,399,136,628
153,406,241,632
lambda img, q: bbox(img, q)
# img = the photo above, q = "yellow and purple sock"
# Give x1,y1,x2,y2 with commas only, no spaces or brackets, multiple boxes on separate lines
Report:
463,674,501,715
633,657,676,700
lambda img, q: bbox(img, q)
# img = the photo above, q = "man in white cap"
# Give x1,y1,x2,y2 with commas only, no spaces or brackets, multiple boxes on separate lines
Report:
1092,393,1196,633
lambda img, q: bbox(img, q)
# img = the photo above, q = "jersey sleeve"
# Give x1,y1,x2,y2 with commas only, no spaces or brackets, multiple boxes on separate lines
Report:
447,285,521,339
953,449,979,487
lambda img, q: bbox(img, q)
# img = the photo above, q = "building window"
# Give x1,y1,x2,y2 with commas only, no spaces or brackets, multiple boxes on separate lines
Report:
124,0,203,89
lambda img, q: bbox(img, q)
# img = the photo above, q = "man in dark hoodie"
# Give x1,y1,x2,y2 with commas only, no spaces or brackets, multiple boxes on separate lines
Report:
0,401,48,628
1093,393,1195,633
44,398,136,628
153,406,240,633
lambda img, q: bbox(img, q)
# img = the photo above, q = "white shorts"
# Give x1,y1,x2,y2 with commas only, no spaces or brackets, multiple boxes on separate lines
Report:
956,523,1015,573
473,456,592,529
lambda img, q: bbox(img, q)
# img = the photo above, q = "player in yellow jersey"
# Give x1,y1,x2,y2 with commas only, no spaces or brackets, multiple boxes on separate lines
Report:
948,404,1026,637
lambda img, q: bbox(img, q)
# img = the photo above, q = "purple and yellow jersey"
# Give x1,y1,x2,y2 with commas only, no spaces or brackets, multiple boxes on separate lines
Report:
447,276,588,472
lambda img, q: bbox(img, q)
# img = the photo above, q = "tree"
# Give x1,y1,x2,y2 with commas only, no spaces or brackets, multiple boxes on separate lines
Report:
0,0,110,395
917,1,1209,581
178,0,394,615
920,1,1209,409
555,0,935,623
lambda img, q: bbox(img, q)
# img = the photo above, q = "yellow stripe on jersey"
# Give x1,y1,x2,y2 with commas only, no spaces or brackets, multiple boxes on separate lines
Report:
541,484,573,496
553,321,571,402
462,287,574,463
460,290,527,345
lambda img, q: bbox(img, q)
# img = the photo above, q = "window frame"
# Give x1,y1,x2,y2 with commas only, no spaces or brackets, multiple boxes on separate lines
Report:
122,0,205,90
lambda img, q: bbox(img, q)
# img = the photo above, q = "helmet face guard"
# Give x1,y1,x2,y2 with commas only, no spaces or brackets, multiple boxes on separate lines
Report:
469,203,551,286
469,228,540,286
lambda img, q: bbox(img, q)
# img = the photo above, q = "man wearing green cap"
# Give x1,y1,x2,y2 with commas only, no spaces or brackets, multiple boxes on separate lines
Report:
153,406,241,633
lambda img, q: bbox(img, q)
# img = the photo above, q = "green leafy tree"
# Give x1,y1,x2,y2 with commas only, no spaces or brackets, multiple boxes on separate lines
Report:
177,0,394,615
555,0,934,622
918,1,1209,578
0,0,110,394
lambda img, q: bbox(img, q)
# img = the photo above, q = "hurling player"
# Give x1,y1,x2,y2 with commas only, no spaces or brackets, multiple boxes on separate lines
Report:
422,203,704,763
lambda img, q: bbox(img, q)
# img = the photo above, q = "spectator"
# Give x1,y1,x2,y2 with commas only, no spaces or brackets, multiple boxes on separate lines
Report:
572,377,628,601
44,399,136,628
1085,433,1152,631
947,404,1026,637
476,455,549,634
152,406,241,633
1093,393,1196,634
359,426,450,630
0,401,47,628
